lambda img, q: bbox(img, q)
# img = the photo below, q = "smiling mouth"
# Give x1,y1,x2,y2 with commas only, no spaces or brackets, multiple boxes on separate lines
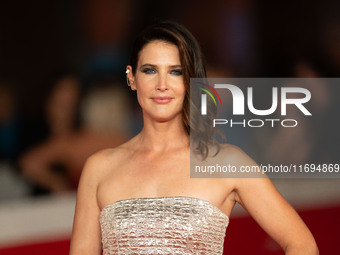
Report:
151,97,173,104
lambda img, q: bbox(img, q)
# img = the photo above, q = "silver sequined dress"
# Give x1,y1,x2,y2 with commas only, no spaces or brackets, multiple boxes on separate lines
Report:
100,196,229,254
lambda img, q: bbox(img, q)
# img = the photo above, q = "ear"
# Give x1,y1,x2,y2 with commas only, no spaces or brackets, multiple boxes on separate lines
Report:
126,65,136,91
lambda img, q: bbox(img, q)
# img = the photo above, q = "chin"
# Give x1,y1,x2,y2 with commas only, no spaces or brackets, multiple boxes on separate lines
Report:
152,116,174,122
150,112,182,123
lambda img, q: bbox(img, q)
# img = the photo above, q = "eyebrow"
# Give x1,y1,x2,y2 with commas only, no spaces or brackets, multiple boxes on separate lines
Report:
139,64,182,69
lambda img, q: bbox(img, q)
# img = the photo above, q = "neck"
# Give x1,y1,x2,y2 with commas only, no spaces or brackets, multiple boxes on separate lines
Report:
137,113,189,152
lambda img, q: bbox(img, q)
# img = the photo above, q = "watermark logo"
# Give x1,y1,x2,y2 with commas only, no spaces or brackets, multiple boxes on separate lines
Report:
190,78,339,179
198,82,222,115
195,79,312,128
201,84,311,116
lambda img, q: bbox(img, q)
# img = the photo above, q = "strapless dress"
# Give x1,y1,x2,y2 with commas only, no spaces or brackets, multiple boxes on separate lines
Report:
100,196,229,254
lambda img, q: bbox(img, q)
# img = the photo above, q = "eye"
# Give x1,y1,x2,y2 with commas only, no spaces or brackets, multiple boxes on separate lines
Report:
141,68,156,74
170,69,183,76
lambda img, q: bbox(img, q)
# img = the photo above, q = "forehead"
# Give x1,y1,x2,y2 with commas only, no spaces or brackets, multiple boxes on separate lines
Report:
138,40,180,65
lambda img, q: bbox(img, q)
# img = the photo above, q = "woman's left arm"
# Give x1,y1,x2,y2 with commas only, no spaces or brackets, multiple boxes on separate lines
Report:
232,149,318,254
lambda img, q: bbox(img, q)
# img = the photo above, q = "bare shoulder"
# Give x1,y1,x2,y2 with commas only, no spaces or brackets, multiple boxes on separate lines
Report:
212,143,267,181
216,143,257,166
219,143,245,156
217,144,273,197
80,137,138,184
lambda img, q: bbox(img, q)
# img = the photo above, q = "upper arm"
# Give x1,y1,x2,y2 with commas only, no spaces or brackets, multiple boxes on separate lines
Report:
236,178,315,251
229,147,317,253
69,152,105,255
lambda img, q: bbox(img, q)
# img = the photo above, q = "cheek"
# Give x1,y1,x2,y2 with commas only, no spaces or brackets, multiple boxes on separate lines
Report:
135,83,150,107
136,89,145,107
177,84,186,98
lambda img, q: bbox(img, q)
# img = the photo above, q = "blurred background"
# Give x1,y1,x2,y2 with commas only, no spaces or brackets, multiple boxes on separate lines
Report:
0,0,339,254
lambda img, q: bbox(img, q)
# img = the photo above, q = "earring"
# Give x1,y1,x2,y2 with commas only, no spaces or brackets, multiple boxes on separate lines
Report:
125,69,136,90
126,69,130,86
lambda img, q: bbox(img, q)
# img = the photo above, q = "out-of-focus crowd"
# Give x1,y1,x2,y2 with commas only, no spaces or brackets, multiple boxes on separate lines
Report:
0,0,339,201
0,74,138,199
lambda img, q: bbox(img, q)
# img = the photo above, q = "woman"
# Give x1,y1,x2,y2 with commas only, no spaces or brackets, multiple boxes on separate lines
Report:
70,21,318,254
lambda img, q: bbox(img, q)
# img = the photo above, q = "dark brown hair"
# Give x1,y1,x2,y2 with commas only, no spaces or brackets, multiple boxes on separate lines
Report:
129,21,219,159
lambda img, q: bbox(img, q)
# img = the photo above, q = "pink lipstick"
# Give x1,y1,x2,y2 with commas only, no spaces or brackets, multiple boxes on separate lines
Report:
151,96,173,104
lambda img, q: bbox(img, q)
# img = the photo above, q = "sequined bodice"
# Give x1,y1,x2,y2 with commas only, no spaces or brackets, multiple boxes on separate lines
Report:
100,196,229,255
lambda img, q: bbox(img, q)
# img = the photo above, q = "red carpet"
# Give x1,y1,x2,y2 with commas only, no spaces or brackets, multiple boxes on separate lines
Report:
224,205,340,254
0,239,70,255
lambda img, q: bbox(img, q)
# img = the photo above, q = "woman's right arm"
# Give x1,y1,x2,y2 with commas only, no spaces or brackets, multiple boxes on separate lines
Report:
69,153,103,255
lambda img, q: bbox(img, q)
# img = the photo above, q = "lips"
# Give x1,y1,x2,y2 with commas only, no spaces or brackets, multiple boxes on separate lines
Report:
151,96,173,104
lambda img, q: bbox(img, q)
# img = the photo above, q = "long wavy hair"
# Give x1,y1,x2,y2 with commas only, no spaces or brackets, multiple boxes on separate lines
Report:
129,21,219,159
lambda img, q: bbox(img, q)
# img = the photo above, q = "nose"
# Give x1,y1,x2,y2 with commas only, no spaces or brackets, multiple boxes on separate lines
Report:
156,73,168,92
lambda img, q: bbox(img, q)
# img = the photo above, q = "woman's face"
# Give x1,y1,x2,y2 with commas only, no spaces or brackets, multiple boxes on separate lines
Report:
127,40,185,123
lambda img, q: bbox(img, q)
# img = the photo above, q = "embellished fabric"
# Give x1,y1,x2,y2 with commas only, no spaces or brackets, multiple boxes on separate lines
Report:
100,196,229,254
